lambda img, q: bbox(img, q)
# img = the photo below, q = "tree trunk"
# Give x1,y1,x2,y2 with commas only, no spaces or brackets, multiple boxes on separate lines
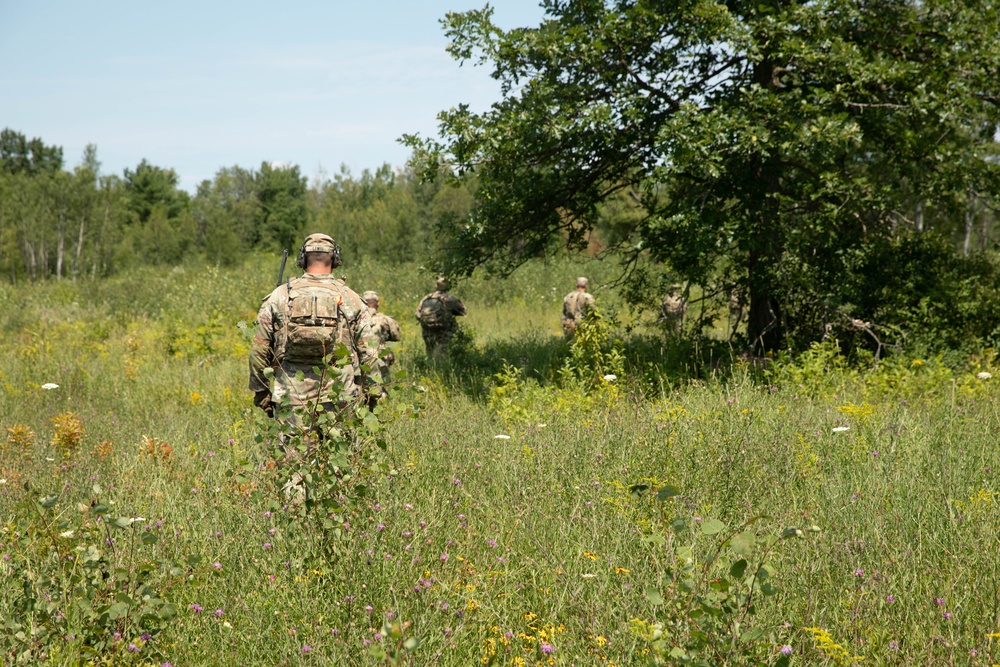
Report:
74,217,85,279
962,186,974,256
56,229,65,279
915,201,924,233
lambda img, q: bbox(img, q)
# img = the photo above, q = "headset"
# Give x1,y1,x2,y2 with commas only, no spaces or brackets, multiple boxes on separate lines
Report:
296,235,342,270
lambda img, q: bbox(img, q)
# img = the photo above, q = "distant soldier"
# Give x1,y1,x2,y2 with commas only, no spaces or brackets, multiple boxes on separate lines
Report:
562,276,595,339
249,233,385,428
415,276,467,356
660,285,686,334
362,290,401,366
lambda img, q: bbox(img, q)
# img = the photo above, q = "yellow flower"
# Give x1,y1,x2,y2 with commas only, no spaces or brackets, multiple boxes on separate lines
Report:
615,567,631,575
583,552,598,561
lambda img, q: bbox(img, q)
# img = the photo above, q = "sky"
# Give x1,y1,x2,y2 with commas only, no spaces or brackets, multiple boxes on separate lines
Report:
0,1,546,191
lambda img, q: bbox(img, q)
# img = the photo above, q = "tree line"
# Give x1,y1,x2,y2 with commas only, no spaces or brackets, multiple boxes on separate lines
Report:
0,128,476,283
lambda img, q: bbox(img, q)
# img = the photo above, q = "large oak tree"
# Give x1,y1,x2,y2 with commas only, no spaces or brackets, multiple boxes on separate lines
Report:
407,0,1000,350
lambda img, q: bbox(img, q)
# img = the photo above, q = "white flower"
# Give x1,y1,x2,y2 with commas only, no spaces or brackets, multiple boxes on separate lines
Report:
41,383,59,390
128,516,146,525
0,479,6,485
581,573,597,579
45,457,55,462
59,530,75,539
494,434,511,440
602,374,617,382
536,424,547,428
977,371,992,380
832,426,851,433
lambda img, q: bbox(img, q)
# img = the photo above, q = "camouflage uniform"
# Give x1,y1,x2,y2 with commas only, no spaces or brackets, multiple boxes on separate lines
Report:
660,288,686,334
415,278,466,356
362,291,402,366
249,241,384,429
562,277,595,338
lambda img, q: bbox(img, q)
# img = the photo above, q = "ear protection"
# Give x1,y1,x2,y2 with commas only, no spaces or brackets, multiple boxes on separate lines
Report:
296,239,342,269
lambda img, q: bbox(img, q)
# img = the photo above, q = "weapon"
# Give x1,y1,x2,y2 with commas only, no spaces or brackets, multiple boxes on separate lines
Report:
275,249,289,287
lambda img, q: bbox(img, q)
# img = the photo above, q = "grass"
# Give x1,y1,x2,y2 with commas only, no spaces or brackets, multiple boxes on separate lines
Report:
2,257,1000,666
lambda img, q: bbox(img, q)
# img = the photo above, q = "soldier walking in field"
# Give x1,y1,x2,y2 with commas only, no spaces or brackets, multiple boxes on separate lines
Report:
562,276,595,339
249,233,385,428
415,276,466,356
362,290,401,367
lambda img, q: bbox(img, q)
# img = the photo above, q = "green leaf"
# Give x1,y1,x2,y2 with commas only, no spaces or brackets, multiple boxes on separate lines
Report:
655,484,681,501
140,531,158,545
159,603,177,620
111,517,132,529
38,495,58,509
700,518,726,535
729,558,748,579
628,483,649,499
728,530,756,557
108,602,128,620
403,637,420,651
645,587,664,605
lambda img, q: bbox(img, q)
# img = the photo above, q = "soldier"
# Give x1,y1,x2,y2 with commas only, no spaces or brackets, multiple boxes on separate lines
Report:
249,233,384,429
562,276,595,339
660,285,686,334
415,276,466,356
362,290,401,366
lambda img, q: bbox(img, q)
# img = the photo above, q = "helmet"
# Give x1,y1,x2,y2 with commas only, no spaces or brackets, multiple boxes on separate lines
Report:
362,290,379,304
576,276,589,289
296,233,342,269
435,276,451,291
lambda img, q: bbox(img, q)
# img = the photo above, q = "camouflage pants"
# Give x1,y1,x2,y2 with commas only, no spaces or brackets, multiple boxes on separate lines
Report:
422,328,454,356
562,318,579,340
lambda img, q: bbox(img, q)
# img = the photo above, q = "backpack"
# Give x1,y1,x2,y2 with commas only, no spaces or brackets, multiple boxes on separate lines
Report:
280,279,342,365
417,295,449,329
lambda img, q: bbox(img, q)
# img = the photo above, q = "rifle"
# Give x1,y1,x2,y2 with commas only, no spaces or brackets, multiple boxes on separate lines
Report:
275,249,289,287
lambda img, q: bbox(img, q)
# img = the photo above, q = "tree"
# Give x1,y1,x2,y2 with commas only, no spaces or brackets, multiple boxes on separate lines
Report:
255,162,310,252
0,128,63,176
407,0,1000,350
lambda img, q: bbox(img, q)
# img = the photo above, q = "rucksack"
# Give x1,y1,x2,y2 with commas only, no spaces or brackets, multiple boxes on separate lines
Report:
280,279,342,365
417,295,449,329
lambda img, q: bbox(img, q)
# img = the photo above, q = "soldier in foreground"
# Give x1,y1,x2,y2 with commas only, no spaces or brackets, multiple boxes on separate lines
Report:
363,290,401,366
249,233,384,428
415,276,466,356
562,276,595,339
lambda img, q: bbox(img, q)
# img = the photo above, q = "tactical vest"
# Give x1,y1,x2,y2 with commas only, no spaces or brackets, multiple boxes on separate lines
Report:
279,278,343,365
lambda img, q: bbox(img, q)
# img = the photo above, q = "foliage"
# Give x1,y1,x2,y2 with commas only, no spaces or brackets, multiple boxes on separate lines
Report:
407,0,1000,351
1,487,202,663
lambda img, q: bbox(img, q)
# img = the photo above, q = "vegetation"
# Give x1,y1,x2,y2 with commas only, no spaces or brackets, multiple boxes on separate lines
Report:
2,259,1000,665
406,0,1000,351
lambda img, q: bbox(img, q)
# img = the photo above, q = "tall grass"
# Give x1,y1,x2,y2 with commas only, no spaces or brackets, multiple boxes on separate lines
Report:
1,258,999,665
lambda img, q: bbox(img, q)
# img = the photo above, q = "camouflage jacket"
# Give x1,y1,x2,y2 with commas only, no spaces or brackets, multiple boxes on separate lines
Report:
368,308,402,344
249,273,384,408
563,290,595,323
415,291,466,331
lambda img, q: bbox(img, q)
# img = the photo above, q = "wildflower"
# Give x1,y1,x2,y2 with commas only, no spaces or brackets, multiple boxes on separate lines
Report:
263,542,272,549
386,611,395,619
541,643,555,654
42,383,59,390
615,567,630,575
488,539,498,547
886,595,895,603
583,552,598,560
141,633,152,641
264,511,272,518
128,644,140,653
402,530,412,537
889,641,899,650
872,451,879,457
780,646,793,655
212,562,222,570
302,645,311,653
162,663,173,667
581,573,597,578
113,632,122,641
832,426,851,432
944,612,953,620
603,374,617,382
215,609,224,618
377,524,386,532
854,568,864,577
977,371,993,380
935,597,945,605
59,530,75,539
404,503,413,510
494,435,511,440
440,553,450,562
444,627,452,637
453,478,462,486
190,604,203,613
365,605,373,614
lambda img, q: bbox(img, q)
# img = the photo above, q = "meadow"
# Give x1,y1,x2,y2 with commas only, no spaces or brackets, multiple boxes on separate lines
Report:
2,257,1000,666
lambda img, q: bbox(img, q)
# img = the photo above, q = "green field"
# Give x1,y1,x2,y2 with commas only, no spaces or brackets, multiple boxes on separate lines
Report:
2,258,1000,666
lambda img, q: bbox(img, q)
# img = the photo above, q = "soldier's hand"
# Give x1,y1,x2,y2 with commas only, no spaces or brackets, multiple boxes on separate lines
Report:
254,390,273,417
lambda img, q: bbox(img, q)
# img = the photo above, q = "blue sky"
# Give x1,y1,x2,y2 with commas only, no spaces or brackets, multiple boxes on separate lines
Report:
0,1,545,190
